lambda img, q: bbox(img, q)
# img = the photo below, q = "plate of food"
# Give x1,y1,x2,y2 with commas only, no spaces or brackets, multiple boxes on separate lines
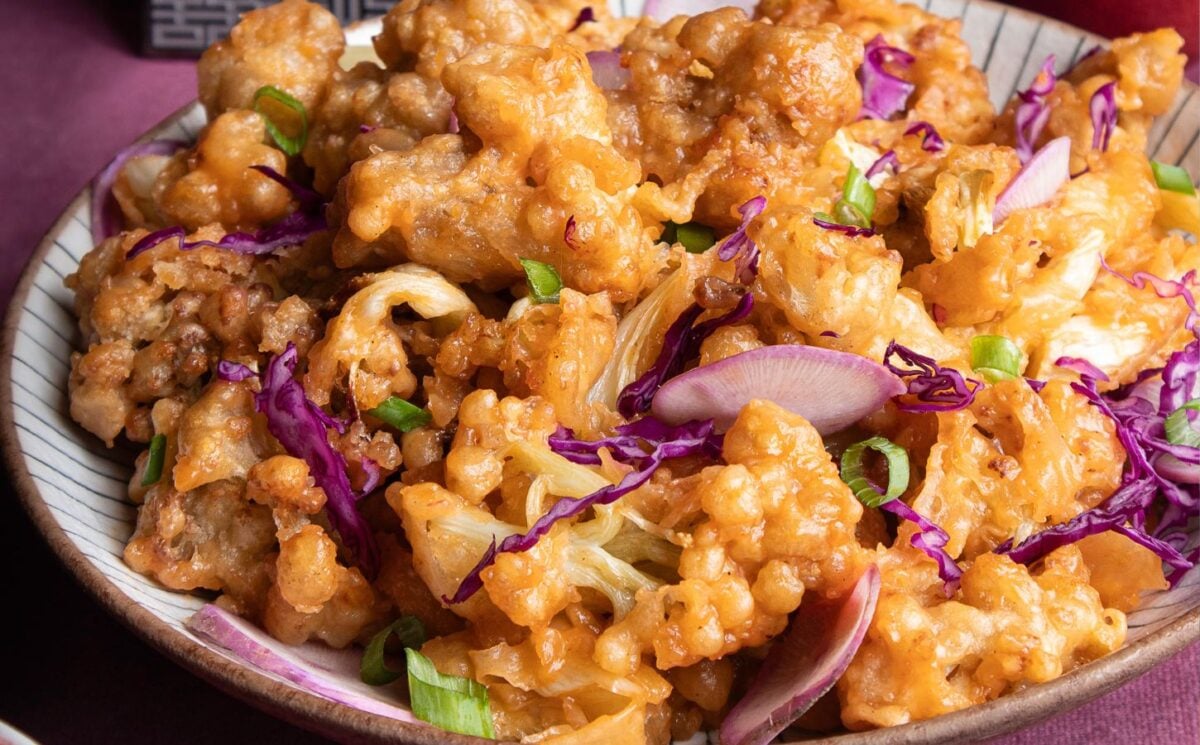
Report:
4,0,1198,743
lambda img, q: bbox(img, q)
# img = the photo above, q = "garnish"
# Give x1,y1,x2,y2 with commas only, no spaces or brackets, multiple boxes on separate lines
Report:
1014,55,1057,163
91,140,186,244
663,221,717,253
857,35,915,120
970,334,1021,382
993,136,1071,223
839,435,909,507
564,215,578,249
361,616,426,686
715,196,767,282
367,397,432,433
253,85,308,156
814,164,877,234
865,150,899,180
405,648,495,738
1164,399,1200,448
1151,161,1197,196
519,258,563,304
141,434,166,486
904,121,945,152
569,6,595,30
1089,81,1117,152
882,341,981,413
586,50,629,90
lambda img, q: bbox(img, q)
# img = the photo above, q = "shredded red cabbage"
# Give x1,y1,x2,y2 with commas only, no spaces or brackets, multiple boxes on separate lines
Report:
882,341,981,413
447,417,723,604
812,217,876,238
92,140,188,244
857,35,915,120
716,196,767,283
617,293,755,418
216,345,379,576
999,266,1199,584
127,166,327,259
881,499,962,594
358,124,376,134
865,150,899,179
1014,55,1057,163
564,215,578,249
569,6,595,30
904,121,945,153
360,457,381,495
1089,82,1117,152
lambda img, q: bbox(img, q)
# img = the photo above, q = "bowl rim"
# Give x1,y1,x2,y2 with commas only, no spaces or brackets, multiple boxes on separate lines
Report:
3,2,1197,744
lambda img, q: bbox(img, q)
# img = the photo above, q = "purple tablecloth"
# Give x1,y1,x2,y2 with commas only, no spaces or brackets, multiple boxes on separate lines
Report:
1,1,1196,744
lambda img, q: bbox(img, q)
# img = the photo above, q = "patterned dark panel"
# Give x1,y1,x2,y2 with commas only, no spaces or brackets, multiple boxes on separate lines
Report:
144,0,393,55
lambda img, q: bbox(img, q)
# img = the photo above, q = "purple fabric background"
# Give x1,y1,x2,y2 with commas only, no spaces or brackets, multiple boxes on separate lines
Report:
0,1,1196,743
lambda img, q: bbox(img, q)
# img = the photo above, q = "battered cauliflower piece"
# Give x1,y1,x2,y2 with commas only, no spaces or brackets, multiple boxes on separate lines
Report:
596,400,868,673
172,379,275,492
840,548,1125,729
154,111,293,232
197,0,344,118
304,263,476,408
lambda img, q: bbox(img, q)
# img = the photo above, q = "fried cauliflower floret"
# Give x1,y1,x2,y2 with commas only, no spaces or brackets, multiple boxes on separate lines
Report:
262,549,386,647
334,42,661,301
444,389,559,504
611,10,862,228
1075,532,1169,613
173,380,274,492
501,288,617,433
125,480,275,613
154,111,292,233
197,0,344,118
596,400,868,673
68,340,137,446
375,534,465,637
904,379,1124,560
304,263,476,408
839,548,1125,729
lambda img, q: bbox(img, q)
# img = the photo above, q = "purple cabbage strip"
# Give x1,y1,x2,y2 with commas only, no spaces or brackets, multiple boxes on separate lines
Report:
360,457,382,495
904,121,945,152
617,293,755,418
448,417,723,604
1014,55,1057,163
812,217,876,238
564,215,579,249
1089,82,1117,152
857,35,915,120
569,5,595,30
550,417,723,466
882,341,981,413
881,498,962,595
1054,356,1110,382
92,139,188,244
716,196,767,284
216,345,379,576
865,150,899,179
127,166,327,259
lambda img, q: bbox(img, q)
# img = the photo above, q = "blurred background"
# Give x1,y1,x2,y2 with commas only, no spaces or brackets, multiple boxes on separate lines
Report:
1,1,1197,743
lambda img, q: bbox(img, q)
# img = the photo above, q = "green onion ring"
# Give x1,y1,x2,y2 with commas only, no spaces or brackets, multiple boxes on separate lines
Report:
367,397,432,433
519,258,563,304
839,436,910,508
360,616,426,686
970,334,1021,383
253,85,309,157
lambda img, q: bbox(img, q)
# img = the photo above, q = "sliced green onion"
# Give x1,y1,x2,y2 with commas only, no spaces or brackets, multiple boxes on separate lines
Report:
367,397,431,432
141,434,167,486
519,258,562,304
360,616,426,686
841,164,876,225
674,222,716,253
1165,399,1200,448
1151,161,1197,196
839,436,910,508
970,334,1021,383
406,648,495,738
253,86,308,157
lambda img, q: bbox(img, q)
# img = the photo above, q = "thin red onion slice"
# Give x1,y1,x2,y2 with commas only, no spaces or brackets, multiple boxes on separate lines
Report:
586,50,630,90
91,140,187,244
650,345,905,433
643,0,754,22
993,136,1071,223
187,604,420,722
719,565,880,745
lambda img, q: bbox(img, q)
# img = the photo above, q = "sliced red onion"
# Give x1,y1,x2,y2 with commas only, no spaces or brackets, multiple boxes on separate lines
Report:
812,217,876,238
643,0,755,22
650,345,905,434
865,150,899,179
992,136,1071,223
187,604,420,723
617,294,754,418
127,166,327,259
719,566,880,745
904,121,945,153
91,139,187,244
1089,82,1117,152
883,341,981,413
1014,55,1057,163
587,51,630,91
448,417,723,604
569,6,595,30
857,35,915,121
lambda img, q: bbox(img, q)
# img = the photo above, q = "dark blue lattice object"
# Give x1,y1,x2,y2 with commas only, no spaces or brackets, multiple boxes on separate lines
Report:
144,0,393,55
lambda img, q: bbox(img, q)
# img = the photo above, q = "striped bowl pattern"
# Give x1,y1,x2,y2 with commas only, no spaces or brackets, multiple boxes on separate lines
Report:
3,2,1198,744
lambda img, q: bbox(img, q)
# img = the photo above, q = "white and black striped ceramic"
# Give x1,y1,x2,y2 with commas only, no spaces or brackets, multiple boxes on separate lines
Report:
3,3,1197,744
